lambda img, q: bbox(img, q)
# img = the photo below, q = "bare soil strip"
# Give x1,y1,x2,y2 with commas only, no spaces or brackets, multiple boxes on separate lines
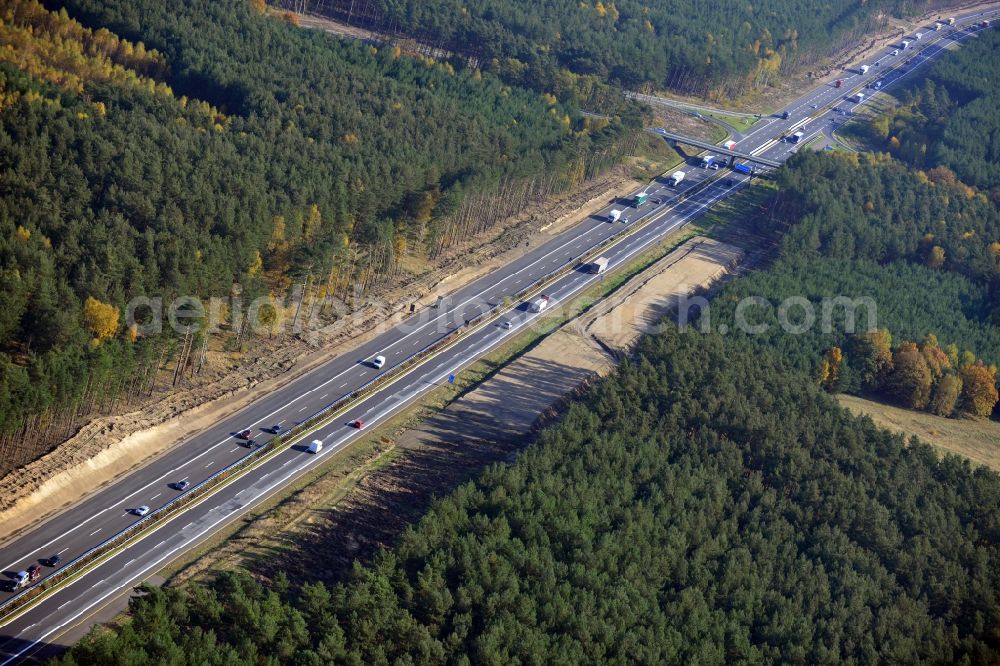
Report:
0,168,645,544
171,232,751,587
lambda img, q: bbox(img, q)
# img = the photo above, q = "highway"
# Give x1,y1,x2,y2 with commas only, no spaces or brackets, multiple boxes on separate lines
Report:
0,8,996,663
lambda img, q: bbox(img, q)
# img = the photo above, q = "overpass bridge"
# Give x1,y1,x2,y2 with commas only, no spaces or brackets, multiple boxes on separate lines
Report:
651,128,782,169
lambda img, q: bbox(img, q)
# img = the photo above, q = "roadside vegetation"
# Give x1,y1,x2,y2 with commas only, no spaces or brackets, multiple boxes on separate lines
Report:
0,0,638,469
705,150,1000,419
54,330,1000,664
37,13,1000,664
846,27,1000,190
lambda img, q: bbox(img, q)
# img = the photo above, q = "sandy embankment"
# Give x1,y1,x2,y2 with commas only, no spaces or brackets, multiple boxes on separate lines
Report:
0,172,646,544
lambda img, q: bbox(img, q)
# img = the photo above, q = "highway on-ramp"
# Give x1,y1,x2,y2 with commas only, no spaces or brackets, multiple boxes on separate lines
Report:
0,9,996,663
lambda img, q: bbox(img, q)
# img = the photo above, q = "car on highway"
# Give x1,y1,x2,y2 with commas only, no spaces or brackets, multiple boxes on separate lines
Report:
723,179,735,188
500,320,513,329
238,429,253,439
308,440,323,454
372,355,386,369
891,49,899,56
651,197,662,205
266,424,283,434
172,479,190,491
246,438,257,448
133,505,150,517
26,564,41,583
352,419,365,429
45,554,62,567
13,571,29,589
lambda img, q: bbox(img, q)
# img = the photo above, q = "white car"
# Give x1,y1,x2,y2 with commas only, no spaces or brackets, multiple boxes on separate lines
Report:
372,355,386,369
134,505,150,517
501,320,513,330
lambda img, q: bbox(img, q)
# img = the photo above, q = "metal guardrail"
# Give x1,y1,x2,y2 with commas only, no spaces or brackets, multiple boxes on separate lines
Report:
0,149,729,626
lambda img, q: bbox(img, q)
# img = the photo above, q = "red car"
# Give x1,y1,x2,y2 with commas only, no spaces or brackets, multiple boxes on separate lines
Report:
352,419,365,429
238,429,253,439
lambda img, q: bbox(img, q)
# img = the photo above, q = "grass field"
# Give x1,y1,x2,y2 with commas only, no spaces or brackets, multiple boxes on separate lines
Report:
839,394,1000,472
697,108,759,133
629,131,686,181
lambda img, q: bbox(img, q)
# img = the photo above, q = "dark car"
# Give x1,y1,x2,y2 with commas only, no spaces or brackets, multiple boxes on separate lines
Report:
723,179,735,188
46,554,62,567
266,424,283,434
781,111,790,119
173,479,190,491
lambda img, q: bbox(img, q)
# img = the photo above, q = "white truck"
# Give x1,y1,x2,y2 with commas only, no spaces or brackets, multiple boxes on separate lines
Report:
901,40,911,49
934,22,943,31
947,17,956,25
668,171,685,186
859,65,870,74
589,257,609,275
529,295,551,313
607,209,623,223
914,31,923,40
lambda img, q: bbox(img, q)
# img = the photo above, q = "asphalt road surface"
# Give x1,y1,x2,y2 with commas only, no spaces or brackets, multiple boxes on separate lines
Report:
0,8,996,663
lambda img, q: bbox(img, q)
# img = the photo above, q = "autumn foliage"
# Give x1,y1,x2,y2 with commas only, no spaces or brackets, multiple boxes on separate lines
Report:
828,329,997,419
0,0,169,97
81,296,119,343
959,363,1000,418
